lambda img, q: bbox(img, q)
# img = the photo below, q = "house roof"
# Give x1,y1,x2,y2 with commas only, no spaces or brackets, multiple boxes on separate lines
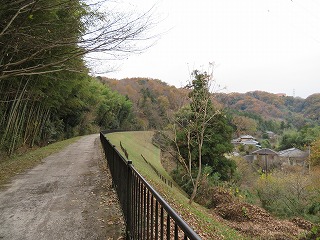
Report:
240,135,254,139
252,148,278,156
241,140,259,145
278,148,308,158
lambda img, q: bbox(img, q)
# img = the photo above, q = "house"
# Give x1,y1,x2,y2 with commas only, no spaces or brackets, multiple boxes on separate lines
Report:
278,148,308,166
231,135,260,148
245,147,309,172
240,135,255,141
251,148,280,172
252,148,278,156
241,139,260,147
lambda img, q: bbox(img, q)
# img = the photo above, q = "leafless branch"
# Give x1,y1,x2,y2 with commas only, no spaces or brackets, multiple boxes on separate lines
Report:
0,0,159,80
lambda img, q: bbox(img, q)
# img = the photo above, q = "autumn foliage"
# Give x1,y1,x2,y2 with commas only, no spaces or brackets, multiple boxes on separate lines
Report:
311,138,320,166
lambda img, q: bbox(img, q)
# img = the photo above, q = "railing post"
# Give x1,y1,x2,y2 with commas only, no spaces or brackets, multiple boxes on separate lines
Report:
112,144,116,188
126,160,132,240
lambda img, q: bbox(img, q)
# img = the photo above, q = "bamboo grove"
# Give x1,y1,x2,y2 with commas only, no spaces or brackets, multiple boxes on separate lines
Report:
0,0,154,155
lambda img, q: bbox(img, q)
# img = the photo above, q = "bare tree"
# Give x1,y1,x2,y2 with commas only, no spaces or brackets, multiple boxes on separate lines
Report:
0,0,157,80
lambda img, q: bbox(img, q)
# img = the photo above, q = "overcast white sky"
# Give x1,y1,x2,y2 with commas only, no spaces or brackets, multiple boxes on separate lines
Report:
103,0,320,98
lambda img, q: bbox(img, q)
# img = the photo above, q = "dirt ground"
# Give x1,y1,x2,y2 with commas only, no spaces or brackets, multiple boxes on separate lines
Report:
0,134,125,240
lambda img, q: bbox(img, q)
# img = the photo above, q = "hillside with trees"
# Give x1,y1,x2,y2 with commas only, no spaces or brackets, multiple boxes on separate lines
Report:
101,77,320,153
103,75,320,238
99,76,320,153
100,77,319,132
99,77,189,129
215,91,320,130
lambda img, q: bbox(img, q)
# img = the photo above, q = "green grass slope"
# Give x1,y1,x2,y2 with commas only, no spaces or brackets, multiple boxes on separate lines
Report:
106,131,248,240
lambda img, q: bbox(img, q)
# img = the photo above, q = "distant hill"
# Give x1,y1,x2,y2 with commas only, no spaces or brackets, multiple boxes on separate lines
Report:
99,77,189,129
99,77,320,131
215,91,320,129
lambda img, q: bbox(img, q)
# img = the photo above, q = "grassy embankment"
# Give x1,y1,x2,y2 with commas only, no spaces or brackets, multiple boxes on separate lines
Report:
106,131,248,240
0,137,81,186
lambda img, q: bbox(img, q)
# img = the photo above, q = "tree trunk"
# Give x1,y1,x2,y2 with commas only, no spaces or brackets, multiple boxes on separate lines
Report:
189,125,205,204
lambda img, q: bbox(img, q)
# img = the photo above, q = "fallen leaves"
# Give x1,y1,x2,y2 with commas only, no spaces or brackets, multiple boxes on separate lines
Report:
210,186,312,239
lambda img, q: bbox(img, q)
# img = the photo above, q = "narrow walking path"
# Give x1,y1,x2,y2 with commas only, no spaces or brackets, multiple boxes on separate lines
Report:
0,134,125,240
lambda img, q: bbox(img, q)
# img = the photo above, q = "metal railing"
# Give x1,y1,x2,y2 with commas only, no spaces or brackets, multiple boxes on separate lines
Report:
100,132,202,240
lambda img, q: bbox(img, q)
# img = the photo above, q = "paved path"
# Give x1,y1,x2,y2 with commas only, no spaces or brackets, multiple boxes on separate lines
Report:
0,135,125,240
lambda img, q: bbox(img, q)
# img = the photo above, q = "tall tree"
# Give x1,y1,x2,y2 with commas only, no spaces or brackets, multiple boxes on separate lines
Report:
172,69,234,204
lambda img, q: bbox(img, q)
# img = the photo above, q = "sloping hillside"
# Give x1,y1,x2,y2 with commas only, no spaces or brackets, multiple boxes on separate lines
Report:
100,77,189,129
301,93,320,121
216,91,320,130
99,77,320,130
215,91,286,119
